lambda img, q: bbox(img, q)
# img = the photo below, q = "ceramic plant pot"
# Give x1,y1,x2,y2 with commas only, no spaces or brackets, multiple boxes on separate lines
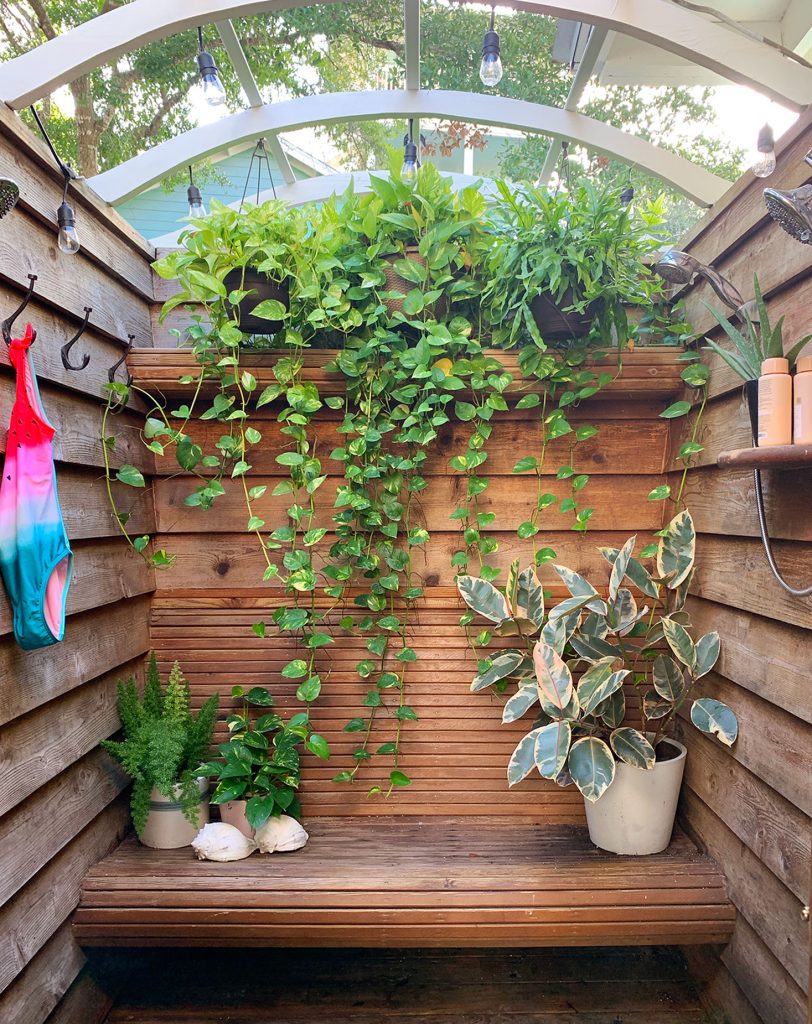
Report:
218,799,254,838
530,288,599,341
223,267,289,336
139,778,209,850
583,737,687,855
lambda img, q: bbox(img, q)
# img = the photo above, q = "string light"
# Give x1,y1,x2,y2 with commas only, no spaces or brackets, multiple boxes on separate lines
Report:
187,166,207,218
197,27,226,107
402,120,419,186
479,6,503,88
29,105,80,255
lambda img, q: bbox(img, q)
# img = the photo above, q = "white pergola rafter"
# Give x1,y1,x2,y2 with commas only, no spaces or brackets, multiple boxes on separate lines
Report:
537,24,609,185
0,0,810,111
88,88,730,206
214,19,295,183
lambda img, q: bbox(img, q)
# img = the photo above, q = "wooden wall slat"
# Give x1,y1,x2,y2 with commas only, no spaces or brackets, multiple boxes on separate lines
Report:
0,596,151,726
681,789,808,994
0,662,141,817
721,916,809,1024
0,750,128,910
0,800,128,994
0,923,85,1024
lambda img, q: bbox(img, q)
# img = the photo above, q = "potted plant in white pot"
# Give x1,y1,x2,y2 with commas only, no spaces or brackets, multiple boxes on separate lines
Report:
198,684,327,837
102,654,219,849
456,511,738,855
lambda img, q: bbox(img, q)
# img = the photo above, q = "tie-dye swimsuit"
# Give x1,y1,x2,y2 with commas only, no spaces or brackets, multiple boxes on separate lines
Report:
0,324,72,649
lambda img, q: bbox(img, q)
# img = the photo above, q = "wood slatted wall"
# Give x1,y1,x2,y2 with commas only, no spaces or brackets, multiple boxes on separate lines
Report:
150,356,675,815
674,110,812,1024
0,108,156,1024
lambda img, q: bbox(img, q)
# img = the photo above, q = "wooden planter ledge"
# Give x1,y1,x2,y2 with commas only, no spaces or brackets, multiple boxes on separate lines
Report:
126,347,686,402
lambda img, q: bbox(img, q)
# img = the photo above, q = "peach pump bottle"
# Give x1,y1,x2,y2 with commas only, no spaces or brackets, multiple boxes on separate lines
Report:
793,356,812,445
757,358,792,447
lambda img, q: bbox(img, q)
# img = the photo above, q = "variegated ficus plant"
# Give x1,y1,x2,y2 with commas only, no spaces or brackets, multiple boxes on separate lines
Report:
456,511,738,803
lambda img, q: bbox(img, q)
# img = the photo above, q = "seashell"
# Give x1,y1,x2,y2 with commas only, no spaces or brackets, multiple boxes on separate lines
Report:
255,814,309,853
191,822,257,861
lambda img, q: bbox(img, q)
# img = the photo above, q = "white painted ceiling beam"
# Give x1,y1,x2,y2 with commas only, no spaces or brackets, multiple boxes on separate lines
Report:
214,19,295,183
537,25,609,185
404,0,421,90
88,88,730,206
0,0,809,110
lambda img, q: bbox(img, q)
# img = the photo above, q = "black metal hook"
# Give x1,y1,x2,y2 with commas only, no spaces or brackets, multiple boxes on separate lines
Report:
2,274,38,346
108,334,134,385
61,306,92,371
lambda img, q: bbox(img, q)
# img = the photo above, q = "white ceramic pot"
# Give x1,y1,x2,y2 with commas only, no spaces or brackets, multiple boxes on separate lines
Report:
219,799,254,838
583,737,687,855
139,778,209,850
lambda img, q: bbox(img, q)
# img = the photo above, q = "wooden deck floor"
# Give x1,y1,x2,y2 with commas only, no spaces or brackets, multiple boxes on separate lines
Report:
103,946,711,1023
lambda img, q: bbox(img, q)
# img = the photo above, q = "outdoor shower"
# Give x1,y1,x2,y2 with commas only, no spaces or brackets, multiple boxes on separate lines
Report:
763,149,812,244
653,250,747,315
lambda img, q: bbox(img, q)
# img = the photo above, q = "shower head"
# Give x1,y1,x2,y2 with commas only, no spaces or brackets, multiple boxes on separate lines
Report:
763,149,812,245
654,249,745,314
0,178,19,219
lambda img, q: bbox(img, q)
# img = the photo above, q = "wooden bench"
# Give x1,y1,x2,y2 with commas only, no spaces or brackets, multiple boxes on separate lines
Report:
74,596,734,949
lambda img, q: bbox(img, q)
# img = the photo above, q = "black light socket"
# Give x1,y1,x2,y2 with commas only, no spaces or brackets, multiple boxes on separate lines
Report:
482,28,500,58
757,123,775,154
197,50,219,78
187,183,203,206
57,200,76,230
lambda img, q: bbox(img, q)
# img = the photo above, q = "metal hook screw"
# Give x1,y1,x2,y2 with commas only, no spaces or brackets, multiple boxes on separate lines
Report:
61,306,92,371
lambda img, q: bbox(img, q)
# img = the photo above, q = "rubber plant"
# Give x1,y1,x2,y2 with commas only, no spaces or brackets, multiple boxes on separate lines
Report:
456,510,737,802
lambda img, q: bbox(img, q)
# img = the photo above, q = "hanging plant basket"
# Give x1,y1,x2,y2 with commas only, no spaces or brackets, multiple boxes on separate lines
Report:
224,267,290,336
529,288,600,340
382,246,448,319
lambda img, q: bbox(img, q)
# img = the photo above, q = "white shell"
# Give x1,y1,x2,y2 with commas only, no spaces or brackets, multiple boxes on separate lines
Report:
255,814,309,853
191,822,257,861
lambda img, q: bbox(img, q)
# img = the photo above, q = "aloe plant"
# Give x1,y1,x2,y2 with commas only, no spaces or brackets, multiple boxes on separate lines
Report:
457,511,737,803
704,274,812,381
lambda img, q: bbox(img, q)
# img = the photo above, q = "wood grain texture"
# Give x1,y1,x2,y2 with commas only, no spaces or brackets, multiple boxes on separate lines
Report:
0,924,85,1024
73,820,733,948
0,800,128,994
718,443,812,470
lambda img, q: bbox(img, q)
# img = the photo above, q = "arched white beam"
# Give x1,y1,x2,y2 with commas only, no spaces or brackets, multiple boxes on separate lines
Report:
89,89,730,207
0,0,810,111
149,170,500,246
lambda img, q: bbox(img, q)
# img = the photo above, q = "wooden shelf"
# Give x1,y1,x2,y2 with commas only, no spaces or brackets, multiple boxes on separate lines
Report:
127,347,686,402
717,444,812,470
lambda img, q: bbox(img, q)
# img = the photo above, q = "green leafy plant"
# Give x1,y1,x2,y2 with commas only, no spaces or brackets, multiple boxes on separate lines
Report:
456,511,737,803
704,274,812,381
198,684,330,831
102,654,219,836
481,180,669,349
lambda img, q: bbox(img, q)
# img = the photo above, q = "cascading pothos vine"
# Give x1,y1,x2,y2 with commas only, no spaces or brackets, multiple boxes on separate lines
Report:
103,160,687,798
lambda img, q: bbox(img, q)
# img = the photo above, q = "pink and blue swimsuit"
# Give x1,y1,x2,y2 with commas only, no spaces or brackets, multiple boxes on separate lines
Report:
0,324,72,649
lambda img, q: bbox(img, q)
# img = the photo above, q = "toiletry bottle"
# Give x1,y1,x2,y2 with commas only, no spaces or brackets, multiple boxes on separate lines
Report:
757,357,792,447
793,356,812,445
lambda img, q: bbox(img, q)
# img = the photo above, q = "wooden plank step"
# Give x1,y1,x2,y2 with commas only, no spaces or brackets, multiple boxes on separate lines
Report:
73,818,734,949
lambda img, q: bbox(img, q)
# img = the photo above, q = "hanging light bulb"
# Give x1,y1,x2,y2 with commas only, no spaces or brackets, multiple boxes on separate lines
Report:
620,185,634,206
56,199,80,255
752,123,777,178
187,167,207,218
197,27,226,107
480,6,503,88
402,125,418,186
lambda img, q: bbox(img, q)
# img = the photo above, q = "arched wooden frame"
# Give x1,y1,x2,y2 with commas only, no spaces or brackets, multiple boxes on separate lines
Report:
91,89,730,207
0,0,809,112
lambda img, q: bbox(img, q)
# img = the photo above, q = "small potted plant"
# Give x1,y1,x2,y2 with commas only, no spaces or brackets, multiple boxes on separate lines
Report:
482,180,666,347
456,511,738,855
198,685,329,836
704,273,812,435
102,654,219,849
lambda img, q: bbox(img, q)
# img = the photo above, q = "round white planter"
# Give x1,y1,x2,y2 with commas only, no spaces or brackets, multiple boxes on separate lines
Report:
584,737,687,855
139,778,209,850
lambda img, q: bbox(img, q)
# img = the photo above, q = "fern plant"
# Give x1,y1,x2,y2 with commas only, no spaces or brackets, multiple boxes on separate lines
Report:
704,274,812,380
103,654,219,836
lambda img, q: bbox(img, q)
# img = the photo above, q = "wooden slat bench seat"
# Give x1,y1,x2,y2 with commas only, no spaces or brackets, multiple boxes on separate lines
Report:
73,817,735,948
